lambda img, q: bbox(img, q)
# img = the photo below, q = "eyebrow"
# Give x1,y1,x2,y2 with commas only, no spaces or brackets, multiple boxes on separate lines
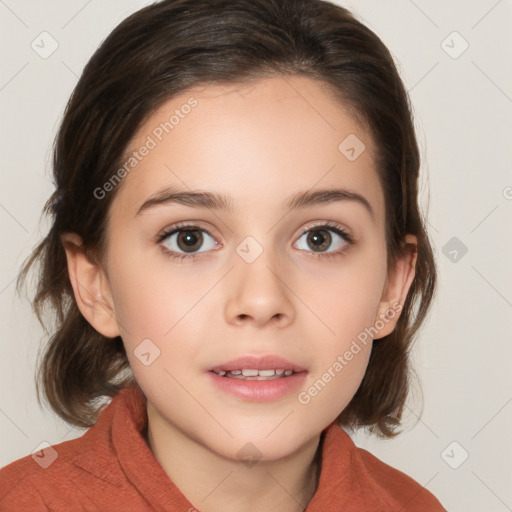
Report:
136,185,374,220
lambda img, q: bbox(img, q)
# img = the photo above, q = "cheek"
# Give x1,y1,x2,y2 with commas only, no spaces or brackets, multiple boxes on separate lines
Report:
294,244,386,411
108,263,205,398
297,273,380,420
297,342,372,432
107,251,206,357
300,240,388,334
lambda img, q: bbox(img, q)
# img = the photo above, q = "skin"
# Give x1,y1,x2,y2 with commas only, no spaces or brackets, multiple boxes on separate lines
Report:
62,75,417,512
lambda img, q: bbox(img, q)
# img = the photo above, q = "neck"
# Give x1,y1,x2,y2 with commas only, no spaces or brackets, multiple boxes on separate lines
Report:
144,404,323,512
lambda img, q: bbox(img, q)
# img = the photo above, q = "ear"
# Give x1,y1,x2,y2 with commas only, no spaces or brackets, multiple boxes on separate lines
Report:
60,232,120,338
373,234,418,339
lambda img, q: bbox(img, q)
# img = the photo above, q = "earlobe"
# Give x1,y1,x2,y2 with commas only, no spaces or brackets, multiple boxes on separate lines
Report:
60,232,120,338
374,234,418,339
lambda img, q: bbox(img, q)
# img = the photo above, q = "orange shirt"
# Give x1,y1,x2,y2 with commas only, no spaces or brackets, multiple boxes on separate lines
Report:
0,385,445,511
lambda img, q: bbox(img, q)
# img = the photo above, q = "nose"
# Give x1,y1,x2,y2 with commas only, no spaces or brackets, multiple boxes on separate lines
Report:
224,252,296,329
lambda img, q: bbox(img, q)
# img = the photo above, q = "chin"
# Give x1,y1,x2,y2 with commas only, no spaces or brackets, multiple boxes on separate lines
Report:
206,423,313,462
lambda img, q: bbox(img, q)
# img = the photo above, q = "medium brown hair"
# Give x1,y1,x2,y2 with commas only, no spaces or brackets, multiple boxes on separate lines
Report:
19,0,436,436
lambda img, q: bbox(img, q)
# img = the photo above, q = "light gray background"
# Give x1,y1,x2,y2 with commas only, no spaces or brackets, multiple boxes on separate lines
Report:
1,1,511,510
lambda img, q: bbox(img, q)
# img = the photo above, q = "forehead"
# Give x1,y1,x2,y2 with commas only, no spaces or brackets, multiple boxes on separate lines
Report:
111,75,384,222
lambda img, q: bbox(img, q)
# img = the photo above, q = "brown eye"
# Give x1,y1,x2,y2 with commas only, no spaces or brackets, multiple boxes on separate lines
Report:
176,230,203,252
160,227,217,256
306,229,331,252
294,225,351,255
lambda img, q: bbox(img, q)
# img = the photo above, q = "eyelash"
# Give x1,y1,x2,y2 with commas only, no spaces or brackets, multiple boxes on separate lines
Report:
155,221,354,262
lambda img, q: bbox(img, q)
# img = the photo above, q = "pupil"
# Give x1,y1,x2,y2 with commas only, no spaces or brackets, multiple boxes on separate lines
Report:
308,229,330,252
178,230,202,252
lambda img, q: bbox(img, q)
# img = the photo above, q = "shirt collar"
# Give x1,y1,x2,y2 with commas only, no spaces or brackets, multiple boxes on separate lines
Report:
67,385,396,510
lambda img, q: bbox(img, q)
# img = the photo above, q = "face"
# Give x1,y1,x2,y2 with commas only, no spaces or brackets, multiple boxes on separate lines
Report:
84,75,405,461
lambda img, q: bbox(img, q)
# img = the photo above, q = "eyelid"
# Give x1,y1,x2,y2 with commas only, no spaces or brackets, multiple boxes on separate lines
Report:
156,219,355,261
156,220,353,243
155,221,218,244
299,219,352,237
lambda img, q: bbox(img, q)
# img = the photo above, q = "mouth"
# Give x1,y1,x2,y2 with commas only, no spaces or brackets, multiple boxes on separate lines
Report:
207,355,308,402
208,355,307,381
210,368,300,380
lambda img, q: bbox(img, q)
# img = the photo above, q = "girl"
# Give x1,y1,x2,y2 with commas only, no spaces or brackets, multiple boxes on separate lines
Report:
0,0,445,510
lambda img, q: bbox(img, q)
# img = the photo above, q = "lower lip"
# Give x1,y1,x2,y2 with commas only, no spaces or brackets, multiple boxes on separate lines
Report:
207,371,307,402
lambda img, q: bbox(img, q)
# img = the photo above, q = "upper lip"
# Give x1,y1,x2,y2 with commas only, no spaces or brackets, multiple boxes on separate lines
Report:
209,355,307,373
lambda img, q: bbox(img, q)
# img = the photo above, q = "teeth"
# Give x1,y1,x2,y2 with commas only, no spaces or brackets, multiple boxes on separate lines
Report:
241,369,259,377
213,368,295,379
257,370,276,377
